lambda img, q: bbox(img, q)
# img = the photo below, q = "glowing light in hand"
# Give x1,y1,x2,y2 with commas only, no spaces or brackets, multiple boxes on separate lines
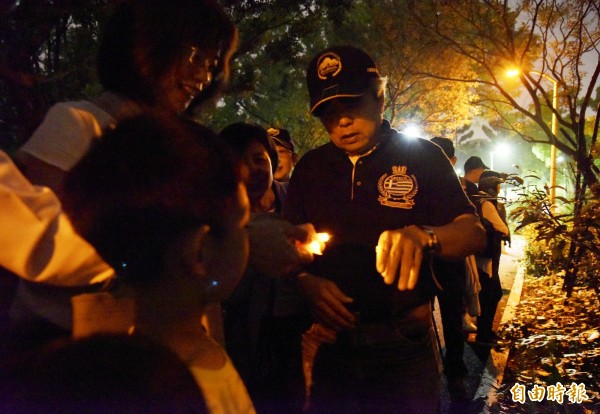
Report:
305,232,331,255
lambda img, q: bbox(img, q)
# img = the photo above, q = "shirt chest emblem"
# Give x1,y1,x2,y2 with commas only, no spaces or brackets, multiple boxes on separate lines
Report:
377,166,418,209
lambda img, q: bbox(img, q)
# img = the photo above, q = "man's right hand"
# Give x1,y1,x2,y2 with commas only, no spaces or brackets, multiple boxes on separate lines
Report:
247,213,313,278
297,273,356,331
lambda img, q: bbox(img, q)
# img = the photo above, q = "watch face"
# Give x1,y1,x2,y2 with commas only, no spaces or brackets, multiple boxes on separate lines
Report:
420,226,440,253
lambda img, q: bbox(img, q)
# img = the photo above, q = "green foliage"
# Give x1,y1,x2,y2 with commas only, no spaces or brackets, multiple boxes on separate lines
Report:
201,0,354,153
509,177,600,292
1,0,597,173
0,0,115,150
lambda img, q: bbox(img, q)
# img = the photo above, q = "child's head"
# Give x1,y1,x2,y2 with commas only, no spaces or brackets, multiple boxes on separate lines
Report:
63,113,249,303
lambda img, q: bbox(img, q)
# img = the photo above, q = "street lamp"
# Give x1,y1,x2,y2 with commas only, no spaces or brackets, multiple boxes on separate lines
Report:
490,142,511,171
402,124,422,139
506,69,559,208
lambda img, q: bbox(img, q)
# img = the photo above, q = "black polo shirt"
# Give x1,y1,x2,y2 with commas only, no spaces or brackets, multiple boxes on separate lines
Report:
284,121,475,322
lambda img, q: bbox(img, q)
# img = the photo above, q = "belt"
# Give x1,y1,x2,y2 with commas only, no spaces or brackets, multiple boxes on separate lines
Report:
336,303,431,348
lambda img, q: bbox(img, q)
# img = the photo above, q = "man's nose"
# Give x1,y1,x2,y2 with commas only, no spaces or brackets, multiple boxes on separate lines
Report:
338,115,353,127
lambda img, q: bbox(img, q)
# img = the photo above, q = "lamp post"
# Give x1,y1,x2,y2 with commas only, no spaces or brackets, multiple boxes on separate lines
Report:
533,71,559,208
506,69,559,208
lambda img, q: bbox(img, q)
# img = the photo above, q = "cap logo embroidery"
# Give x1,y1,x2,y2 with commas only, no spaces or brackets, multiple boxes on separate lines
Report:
267,127,280,137
317,52,342,80
377,166,418,209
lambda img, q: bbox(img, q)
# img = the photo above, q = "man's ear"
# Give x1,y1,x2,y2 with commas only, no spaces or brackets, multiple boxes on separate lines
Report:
181,225,211,276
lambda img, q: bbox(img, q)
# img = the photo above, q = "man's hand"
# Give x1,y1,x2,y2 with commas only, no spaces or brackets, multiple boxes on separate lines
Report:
376,225,429,291
247,213,315,277
297,273,356,331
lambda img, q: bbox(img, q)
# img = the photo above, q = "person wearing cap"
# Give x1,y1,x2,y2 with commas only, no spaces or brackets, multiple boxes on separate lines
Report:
429,137,474,404
463,155,489,195
268,127,299,183
219,122,310,414
284,45,486,413
474,171,509,346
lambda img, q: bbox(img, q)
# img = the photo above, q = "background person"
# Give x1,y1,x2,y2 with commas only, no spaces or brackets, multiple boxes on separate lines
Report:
285,45,486,414
463,156,489,195
429,137,471,403
474,171,509,346
268,127,298,183
219,122,310,414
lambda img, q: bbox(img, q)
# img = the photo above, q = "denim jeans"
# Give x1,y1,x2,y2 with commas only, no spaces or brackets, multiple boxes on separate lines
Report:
306,305,441,414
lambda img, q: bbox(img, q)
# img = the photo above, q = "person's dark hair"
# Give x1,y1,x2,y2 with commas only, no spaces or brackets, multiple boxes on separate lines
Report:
430,137,455,159
62,113,241,285
97,0,237,112
0,334,207,414
478,170,503,197
219,122,279,174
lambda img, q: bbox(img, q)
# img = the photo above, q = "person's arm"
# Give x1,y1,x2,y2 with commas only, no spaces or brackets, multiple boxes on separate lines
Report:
295,272,356,331
13,151,67,195
377,213,486,291
481,201,509,236
15,101,113,195
283,157,356,331
247,213,314,278
0,151,114,286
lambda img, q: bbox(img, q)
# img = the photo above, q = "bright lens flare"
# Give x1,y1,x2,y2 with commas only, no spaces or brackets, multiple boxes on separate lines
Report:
316,232,330,243
305,232,331,255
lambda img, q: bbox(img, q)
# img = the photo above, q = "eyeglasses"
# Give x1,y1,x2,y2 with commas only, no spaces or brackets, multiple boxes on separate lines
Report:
186,46,221,88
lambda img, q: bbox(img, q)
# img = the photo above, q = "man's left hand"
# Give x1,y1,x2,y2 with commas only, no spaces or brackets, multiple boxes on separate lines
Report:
376,226,428,291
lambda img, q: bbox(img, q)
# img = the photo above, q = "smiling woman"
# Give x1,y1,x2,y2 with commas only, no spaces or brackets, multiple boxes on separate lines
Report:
15,0,237,193
5,0,238,353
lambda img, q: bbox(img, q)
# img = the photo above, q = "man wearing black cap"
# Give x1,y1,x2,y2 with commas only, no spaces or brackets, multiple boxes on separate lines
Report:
284,46,486,413
268,127,298,182
463,155,489,196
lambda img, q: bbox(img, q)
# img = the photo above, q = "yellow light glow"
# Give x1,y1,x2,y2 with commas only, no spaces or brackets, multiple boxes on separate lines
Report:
306,240,324,255
316,232,331,243
506,69,520,77
303,232,331,255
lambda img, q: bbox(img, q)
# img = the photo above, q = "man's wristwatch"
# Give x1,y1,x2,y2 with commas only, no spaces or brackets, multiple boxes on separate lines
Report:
419,226,441,254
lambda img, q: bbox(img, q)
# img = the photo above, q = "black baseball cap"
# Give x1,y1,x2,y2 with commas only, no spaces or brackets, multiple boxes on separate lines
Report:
306,45,381,115
464,156,489,173
267,127,295,153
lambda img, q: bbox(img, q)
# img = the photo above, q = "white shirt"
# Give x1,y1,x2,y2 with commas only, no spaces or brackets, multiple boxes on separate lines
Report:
189,353,256,414
19,100,116,171
0,150,114,285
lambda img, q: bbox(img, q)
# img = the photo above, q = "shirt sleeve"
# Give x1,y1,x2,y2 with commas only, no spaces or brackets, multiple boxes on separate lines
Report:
19,102,114,172
0,150,115,285
481,200,509,236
